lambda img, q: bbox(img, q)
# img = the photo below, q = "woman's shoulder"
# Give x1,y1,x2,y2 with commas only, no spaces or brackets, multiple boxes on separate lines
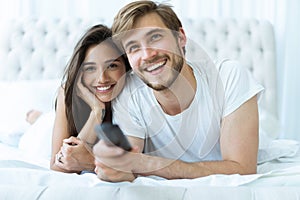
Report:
56,85,65,100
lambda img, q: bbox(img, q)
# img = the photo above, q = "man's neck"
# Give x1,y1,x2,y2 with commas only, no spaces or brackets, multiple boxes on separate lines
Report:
154,63,196,115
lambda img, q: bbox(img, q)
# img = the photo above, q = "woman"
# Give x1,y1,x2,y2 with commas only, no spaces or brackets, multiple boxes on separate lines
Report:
50,24,130,173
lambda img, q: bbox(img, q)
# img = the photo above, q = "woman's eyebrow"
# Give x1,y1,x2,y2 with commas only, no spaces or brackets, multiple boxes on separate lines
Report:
82,62,96,66
104,58,121,64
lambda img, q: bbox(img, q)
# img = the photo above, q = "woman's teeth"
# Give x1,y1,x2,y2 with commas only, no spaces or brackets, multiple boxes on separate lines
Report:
96,85,111,91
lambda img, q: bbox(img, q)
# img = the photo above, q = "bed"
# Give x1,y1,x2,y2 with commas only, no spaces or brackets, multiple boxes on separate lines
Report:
1,18,300,199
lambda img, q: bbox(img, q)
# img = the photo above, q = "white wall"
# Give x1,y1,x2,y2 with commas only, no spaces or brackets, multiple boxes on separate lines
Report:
0,0,133,25
0,0,299,140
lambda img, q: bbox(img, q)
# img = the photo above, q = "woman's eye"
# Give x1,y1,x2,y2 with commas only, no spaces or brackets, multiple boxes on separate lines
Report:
83,66,96,72
107,63,118,69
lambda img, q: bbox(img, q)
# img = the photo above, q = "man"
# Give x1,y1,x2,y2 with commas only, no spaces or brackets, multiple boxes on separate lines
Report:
93,0,264,182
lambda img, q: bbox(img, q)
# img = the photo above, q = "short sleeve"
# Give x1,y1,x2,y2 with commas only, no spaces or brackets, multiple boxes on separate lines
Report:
219,60,264,117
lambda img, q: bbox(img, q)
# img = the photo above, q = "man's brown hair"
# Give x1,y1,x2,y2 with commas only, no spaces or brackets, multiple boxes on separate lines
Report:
112,0,182,35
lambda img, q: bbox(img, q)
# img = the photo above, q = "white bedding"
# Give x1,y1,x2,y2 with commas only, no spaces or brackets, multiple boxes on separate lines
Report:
0,105,299,199
1,140,300,200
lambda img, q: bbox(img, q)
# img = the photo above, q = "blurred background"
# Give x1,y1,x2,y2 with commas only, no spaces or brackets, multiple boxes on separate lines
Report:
0,0,299,141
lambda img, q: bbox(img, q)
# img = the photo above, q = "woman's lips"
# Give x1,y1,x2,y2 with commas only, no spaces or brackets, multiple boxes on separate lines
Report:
96,85,113,92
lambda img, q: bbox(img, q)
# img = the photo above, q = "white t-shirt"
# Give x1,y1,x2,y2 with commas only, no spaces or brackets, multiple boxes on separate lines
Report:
112,59,264,162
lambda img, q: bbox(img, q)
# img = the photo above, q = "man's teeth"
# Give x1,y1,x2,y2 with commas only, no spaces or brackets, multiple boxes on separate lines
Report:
97,85,111,91
146,61,165,72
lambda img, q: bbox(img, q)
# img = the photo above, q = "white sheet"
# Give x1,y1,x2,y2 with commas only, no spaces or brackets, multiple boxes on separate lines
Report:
1,140,300,200
0,143,49,169
1,164,300,199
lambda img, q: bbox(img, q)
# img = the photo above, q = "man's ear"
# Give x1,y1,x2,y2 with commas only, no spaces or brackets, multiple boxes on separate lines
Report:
178,28,187,47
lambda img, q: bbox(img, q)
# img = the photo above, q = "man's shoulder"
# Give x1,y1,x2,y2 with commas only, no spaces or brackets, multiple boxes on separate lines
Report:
215,59,243,73
189,58,241,76
215,59,250,84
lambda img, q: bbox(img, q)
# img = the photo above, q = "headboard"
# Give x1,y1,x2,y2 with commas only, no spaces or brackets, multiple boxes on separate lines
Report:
0,18,105,81
184,19,277,120
0,18,278,133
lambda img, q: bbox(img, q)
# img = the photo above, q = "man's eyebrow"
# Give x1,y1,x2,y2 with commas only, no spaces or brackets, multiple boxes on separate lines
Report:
145,28,164,37
124,28,165,49
124,40,136,51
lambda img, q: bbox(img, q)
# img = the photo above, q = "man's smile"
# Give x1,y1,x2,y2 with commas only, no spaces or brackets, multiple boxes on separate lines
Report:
144,59,167,73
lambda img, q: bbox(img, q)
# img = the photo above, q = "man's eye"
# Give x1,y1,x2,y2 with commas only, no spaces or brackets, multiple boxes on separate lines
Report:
150,33,162,41
128,45,139,53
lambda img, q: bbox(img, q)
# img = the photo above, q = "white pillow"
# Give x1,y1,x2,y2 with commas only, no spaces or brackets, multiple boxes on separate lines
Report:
258,107,280,149
0,129,26,147
0,79,61,145
18,110,55,159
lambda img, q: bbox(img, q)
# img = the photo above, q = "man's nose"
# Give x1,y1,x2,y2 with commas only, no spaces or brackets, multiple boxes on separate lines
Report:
140,47,158,60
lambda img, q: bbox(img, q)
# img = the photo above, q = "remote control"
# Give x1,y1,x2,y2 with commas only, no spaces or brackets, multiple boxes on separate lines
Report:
95,122,132,151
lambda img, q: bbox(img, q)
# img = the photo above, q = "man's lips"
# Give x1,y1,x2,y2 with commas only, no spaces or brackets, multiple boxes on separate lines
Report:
144,59,167,72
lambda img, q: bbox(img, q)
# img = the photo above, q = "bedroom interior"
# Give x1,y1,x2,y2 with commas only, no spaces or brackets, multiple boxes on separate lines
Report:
0,0,300,199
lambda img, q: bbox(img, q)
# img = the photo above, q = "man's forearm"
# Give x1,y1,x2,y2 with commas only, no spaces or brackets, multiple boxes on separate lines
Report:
134,154,255,179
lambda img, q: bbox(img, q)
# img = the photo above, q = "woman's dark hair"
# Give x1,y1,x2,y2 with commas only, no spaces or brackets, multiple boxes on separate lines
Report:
61,24,130,136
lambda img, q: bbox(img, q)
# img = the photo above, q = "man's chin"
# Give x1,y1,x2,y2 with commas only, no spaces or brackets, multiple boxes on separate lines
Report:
146,83,168,91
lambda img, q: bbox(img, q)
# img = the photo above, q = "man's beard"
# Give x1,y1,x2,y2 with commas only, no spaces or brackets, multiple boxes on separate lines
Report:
140,53,184,91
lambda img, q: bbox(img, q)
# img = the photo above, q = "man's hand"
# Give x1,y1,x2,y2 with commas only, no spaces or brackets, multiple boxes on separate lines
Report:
93,140,140,182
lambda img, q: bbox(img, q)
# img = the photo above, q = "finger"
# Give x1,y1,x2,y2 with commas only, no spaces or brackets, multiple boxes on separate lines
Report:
63,136,76,142
94,166,100,174
63,136,80,145
93,140,124,158
130,146,140,153
96,164,135,182
78,71,87,91
75,71,84,95
95,167,110,181
94,159,106,168
94,164,119,181
60,144,71,156
62,142,71,149
55,153,64,165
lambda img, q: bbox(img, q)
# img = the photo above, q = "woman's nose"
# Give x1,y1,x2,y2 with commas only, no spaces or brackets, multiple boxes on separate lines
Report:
97,70,108,83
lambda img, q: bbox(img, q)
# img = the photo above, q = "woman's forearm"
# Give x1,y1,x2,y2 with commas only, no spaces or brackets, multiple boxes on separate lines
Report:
77,109,104,145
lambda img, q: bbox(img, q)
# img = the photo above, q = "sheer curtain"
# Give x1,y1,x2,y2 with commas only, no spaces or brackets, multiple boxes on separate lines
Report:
280,0,300,140
0,0,299,140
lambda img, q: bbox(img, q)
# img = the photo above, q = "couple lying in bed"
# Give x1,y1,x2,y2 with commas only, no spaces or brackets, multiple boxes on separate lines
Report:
34,1,263,182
